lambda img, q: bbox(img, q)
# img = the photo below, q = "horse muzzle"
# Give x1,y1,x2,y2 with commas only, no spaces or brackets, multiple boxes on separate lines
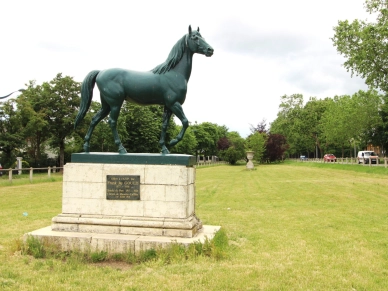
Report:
205,47,214,57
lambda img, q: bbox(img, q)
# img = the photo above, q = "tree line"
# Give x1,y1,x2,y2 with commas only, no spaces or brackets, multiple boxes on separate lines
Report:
0,74,287,169
269,91,385,158
5,0,386,166
270,0,388,158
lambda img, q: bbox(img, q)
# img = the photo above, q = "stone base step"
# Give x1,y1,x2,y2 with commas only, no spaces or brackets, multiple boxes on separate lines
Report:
25,225,221,254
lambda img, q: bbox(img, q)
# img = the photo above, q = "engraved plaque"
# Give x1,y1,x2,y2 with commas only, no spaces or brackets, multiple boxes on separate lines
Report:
106,175,140,200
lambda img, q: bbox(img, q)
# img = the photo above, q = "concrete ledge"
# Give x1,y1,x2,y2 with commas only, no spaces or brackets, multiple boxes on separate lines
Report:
25,225,221,254
71,153,196,166
52,214,203,238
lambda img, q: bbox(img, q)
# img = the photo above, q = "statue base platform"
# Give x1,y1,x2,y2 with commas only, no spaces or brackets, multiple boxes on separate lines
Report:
25,153,220,253
25,225,220,254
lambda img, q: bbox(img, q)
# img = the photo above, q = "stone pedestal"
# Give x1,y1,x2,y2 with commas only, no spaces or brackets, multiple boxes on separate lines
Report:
26,153,220,253
246,151,254,169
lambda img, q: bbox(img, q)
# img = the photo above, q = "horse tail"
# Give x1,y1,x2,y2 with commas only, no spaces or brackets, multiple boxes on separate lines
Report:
74,70,100,129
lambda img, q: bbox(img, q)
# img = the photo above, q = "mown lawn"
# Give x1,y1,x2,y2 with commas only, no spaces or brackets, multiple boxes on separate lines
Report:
1,162,387,290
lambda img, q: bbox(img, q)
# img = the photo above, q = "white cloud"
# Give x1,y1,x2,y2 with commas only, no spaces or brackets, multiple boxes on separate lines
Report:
0,0,372,137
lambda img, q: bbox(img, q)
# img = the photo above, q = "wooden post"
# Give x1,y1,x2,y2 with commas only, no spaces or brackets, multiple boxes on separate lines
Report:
30,167,33,183
8,168,12,182
48,167,51,178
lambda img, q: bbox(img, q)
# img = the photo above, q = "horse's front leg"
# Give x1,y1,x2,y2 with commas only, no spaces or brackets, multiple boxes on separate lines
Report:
109,105,127,154
159,106,172,154
168,102,188,147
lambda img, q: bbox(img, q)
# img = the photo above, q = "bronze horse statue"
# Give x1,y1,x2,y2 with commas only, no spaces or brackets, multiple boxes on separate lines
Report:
74,25,214,154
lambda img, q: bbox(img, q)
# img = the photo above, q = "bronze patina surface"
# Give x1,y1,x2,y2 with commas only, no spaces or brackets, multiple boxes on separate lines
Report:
74,26,214,155
71,152,196,166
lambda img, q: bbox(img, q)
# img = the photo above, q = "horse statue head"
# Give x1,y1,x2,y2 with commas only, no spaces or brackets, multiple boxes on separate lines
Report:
185,26,214,57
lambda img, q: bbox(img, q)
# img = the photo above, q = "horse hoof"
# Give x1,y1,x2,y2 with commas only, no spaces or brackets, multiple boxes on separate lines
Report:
161,148,170,155
83,145,90,153
118,146,127,154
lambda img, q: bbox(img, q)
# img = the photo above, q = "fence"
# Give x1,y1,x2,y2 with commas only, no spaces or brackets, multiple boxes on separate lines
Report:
1,161,226,182
1,166,63,183
295,157,388,168
196,161,228,167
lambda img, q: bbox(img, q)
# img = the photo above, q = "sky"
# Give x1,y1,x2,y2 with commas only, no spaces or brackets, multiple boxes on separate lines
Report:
1,0,372,137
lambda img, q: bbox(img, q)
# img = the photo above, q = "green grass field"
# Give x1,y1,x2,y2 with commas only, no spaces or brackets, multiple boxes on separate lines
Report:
1,162,388,290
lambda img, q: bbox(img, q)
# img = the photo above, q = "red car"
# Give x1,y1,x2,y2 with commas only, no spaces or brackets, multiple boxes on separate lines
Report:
324,154,336,162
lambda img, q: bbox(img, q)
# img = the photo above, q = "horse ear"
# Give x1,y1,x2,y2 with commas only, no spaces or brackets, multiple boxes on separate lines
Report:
197,27,200,32
188,25,192,34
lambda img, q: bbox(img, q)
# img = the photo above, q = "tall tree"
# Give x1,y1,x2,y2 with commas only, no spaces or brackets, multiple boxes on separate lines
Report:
84,101,125,152
121,103,176,153
270,94,304,157
170,125,198,155
320,90,381,156
44,74,81,168
245,132,266,162
332,0,388,93
218,131,246,165
301,97,333,158
0,99,25,167
264,133,289,163
371,94,388,152
17,81,50,166
192,122,226,157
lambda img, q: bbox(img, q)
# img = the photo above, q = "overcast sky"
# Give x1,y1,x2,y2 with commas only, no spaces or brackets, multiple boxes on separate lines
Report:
1,0,371,137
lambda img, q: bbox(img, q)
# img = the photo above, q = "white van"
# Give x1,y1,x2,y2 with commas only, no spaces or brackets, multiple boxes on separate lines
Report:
357,151,378,164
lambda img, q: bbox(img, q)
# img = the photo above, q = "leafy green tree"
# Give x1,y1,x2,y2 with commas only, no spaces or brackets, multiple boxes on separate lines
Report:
16,81,50,166
219,131,245,165
44,74,81,168
371,94,388,152
0,99,25,167
121,103,176,153
300,97,333,158
192,122,226,157
245,132,266,162
332,0,388,93
264,133,289,163
270,94,304,157
320,90,381,157
82,101,123,152
170,126,198,155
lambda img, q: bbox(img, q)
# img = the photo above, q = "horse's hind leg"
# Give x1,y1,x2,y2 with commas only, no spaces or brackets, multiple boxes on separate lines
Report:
168,102,189,147
83,103,110,152
159,106,172,154
108,105,127,154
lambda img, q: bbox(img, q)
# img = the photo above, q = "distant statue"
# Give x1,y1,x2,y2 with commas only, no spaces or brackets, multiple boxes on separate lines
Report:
74,25,214,154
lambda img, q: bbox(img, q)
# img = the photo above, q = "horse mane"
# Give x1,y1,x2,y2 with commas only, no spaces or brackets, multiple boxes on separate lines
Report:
151,35,187,74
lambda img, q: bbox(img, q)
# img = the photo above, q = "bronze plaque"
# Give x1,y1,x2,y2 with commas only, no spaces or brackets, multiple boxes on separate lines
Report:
106,175,140,200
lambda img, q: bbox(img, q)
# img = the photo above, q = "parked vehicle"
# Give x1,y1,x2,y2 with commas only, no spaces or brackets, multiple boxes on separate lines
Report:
300,155,308,161
323,154,337,162
357,151,378,164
